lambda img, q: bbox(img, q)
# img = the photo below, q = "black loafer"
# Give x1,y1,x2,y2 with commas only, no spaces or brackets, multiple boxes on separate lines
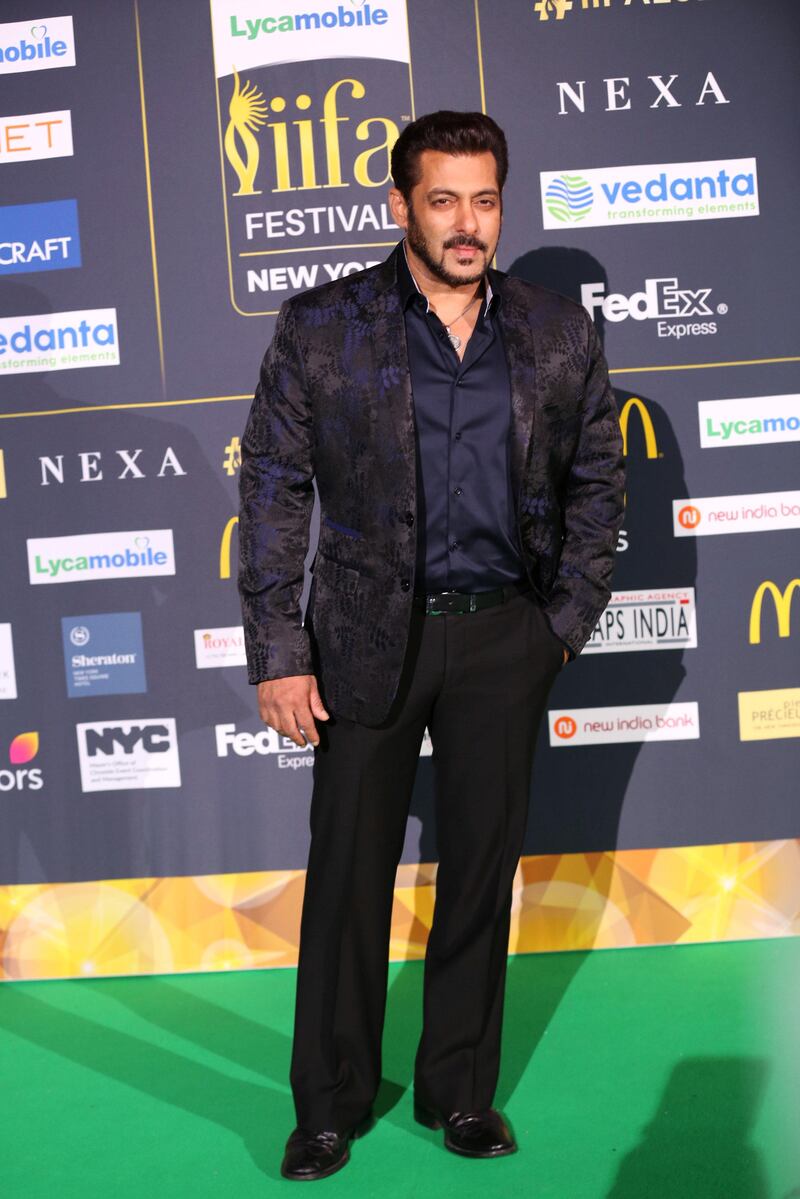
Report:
415,1102,517,1158
280,1128,352,1181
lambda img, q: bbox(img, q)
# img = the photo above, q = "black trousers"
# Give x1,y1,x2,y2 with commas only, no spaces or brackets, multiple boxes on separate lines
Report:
290,593,563,1133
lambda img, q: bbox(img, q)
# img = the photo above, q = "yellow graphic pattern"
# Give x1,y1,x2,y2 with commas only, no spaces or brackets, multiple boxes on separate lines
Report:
2,840,798,981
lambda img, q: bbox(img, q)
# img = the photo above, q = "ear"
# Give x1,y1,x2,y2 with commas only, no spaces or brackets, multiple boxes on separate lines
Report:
388,187,409,231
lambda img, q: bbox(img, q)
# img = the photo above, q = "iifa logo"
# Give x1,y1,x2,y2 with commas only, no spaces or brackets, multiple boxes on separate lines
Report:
540,158,758,229
749,580,800,645
0,16,76,75
1,732,42,791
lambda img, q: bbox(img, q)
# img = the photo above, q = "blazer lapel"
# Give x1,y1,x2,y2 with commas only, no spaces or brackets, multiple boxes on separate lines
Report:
362,251,416,481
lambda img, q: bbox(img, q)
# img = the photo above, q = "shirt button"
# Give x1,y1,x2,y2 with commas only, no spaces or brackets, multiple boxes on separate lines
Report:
454,433,462,441
400,579,410,591
449,541,459,553
453,487,463,496
404,512,415,527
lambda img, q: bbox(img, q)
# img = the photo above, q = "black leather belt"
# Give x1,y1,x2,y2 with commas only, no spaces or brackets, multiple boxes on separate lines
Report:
413,579,530,616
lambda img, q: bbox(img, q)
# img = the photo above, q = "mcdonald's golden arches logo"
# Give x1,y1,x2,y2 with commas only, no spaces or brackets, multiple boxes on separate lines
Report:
749,579,800,644
619,397,659,459
219,516,239,580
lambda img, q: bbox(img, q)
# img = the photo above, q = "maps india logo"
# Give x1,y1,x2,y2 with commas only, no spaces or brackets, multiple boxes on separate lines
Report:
1,732,43,792
0,16,76,74
28,530,176,585
749,580,800,645
0,308,119,375
0,199,81,276
540,158,758,229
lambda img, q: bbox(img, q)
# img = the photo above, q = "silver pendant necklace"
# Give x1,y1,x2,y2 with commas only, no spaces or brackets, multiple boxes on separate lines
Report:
444,293,481,351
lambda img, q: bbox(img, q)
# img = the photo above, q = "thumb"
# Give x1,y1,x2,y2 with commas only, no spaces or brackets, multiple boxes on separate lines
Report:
309,679,329,721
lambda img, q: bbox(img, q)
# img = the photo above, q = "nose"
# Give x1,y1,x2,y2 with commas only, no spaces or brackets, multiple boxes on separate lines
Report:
453,199,478,234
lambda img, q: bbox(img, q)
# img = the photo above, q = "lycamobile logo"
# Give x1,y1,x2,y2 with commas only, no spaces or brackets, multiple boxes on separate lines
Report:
28,530,176,585
540,158,759,229
230,5,389,38
699,395,800,448
544,174,593,223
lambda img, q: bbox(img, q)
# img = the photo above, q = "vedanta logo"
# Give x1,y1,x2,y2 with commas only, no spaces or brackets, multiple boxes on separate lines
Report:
619,397,658,459
749,580,800,645
544,174,593,224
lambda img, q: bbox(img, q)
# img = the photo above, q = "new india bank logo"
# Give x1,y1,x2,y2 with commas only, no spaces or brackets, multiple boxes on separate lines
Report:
541,159,758,229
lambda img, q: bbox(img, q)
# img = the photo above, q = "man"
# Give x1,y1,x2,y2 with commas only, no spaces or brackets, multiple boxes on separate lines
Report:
239,110,625,1181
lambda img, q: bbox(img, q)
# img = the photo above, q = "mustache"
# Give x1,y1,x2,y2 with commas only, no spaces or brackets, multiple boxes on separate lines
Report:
442,235,488,252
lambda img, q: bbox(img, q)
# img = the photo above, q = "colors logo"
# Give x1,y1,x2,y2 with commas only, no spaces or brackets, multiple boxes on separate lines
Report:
1,732,42,791
543,174,593,224
540,158,758,229
0,16,76,75
749,580,800,645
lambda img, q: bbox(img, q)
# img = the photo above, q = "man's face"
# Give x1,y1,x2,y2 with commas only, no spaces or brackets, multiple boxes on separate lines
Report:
389,150,502,287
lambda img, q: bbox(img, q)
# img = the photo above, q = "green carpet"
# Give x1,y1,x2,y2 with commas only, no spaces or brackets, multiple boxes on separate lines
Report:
1,938,798,1198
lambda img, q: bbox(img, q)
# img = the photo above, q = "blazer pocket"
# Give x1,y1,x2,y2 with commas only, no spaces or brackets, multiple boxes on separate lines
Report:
314,551,359,598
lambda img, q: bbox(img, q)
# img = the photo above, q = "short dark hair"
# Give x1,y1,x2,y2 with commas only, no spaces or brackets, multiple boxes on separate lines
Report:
390,110,508,200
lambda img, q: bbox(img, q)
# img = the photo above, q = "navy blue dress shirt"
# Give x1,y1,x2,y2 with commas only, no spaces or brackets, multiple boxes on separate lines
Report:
398,245,524,594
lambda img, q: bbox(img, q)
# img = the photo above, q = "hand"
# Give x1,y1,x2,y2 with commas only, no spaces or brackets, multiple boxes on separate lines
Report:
562,648,569,666
257,675,329,748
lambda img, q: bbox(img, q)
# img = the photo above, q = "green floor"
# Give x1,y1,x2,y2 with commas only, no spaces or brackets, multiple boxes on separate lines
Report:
1,938,798,1198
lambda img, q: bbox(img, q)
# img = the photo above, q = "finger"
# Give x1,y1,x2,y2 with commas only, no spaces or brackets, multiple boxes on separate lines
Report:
309,680,329,721
280,711,309,749
294,703,320,747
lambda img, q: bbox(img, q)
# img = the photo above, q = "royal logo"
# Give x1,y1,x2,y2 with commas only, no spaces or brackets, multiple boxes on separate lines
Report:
749,580,800,645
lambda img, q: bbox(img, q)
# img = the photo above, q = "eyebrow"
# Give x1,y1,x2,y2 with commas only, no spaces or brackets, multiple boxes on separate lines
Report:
425,187,500,199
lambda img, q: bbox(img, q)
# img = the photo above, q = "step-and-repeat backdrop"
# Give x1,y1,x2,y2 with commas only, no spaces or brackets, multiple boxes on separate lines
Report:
1,0,798,980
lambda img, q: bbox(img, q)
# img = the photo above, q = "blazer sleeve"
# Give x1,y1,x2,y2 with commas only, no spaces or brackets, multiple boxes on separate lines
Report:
543,313,626,656
238,301,315,684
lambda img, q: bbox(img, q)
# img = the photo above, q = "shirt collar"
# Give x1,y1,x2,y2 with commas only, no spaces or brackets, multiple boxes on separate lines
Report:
398,239,498,315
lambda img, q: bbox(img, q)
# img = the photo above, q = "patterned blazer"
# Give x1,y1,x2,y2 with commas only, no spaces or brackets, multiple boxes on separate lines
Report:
238,245,625,725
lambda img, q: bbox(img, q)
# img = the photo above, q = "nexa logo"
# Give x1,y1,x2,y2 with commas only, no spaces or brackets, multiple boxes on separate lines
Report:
557,72,728,115
85,724,171,755
1,731,42,791
39,447,186,484
619,397,659,460
749,580,800,645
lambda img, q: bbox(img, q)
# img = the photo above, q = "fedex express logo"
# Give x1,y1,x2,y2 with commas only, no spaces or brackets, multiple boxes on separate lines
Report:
582,276,726,339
